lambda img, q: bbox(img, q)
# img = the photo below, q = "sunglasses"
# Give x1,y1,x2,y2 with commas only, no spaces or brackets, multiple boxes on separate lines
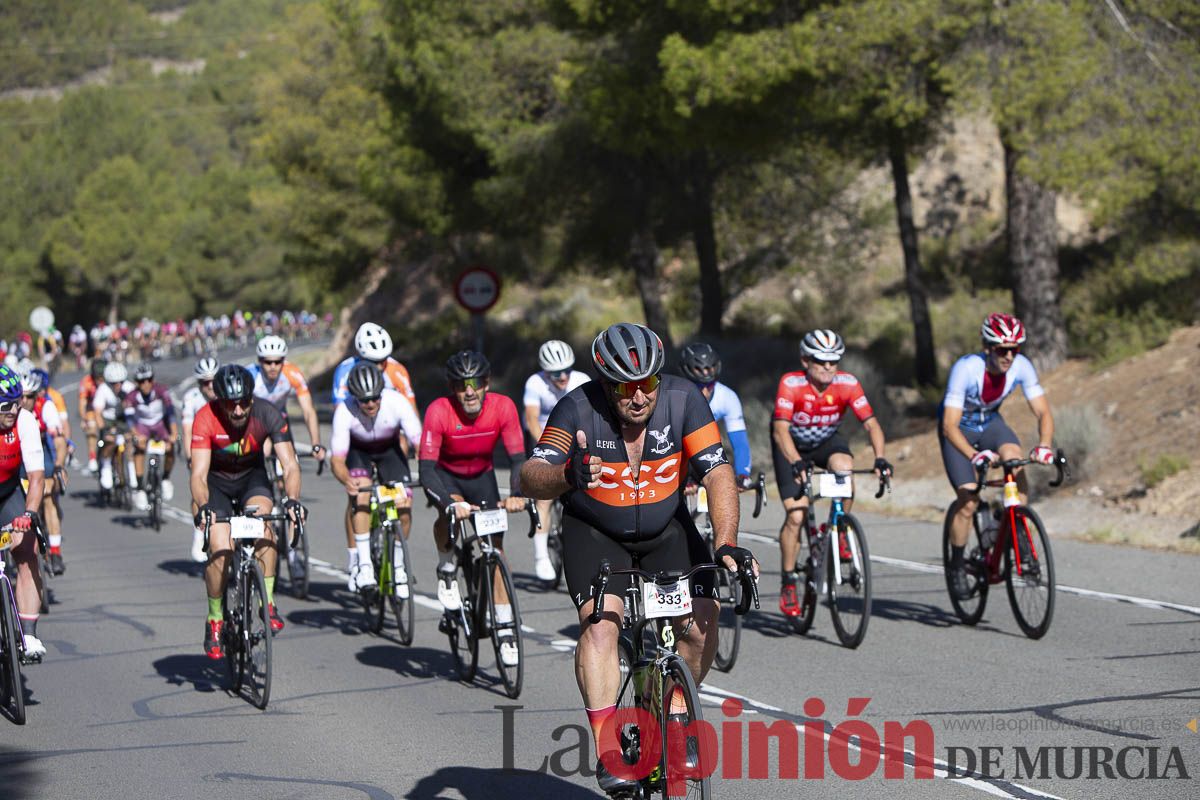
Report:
811,358,840,367
137,377,153,383
453,377,486,392
260,359,284,366
611,375,660,398
993,346,1019,356
221,398,252,410
358,395,382,404
547,370,568,380
0,401,18,414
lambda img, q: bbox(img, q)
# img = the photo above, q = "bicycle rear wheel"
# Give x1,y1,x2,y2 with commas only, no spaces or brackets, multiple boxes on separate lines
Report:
385,527,414,646
290,522,310,600
367,527,386,634
447,563,478,683
942,504,988,625
243,562,273,709
486,556,524,699
789,531,819,636
1004,506,1055,639
656,655,711,800
0,580,25,724
828,514,871,649
712,568,742,672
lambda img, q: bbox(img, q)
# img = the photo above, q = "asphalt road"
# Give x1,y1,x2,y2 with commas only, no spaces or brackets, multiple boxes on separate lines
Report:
3,350,1198,799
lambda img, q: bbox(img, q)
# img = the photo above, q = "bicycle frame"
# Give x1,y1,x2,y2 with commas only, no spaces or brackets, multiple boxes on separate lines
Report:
973,454,1067,582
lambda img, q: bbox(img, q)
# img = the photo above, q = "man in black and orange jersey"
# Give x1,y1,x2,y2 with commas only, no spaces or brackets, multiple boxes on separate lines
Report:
190,365,306,660
521,322,758,795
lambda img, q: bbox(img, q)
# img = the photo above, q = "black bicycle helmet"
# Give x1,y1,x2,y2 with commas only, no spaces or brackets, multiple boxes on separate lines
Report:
213,364,254,402
90,358,108,381
680,342,721,382
347,362,384,400
591,322,665,383
445,350,491,381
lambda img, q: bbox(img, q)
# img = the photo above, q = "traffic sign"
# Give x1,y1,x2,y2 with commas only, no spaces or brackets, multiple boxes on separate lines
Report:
29,306,54,334
454,267,501,314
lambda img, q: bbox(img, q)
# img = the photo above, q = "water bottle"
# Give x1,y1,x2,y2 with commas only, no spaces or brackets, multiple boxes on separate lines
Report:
976,504,998,551
1003,478,1021,508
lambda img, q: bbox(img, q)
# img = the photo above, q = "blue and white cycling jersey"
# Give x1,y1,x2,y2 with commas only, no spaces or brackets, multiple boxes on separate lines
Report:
941,352,1044,433
706,381,751,477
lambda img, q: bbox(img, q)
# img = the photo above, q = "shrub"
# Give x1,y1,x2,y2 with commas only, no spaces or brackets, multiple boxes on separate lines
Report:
1051,404,1110,482
1139,454,1189,489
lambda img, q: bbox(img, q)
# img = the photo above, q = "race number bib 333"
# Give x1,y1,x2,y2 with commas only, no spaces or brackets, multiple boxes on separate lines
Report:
643,580,692,619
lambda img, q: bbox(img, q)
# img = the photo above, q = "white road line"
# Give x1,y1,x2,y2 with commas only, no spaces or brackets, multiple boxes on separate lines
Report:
743,532,1200,617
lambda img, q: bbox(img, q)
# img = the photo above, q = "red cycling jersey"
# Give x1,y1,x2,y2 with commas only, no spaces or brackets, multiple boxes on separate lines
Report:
773,371,874,450
0,409,45,491
419,393,524,476
190,401,292,481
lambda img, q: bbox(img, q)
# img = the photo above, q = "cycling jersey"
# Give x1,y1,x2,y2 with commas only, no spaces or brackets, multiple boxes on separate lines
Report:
190,402,292,481
942,352,1044,432
93,381,135,424
29,396,63,436
181,387,208,426
773,371,874,449
533,375,728,541
46,387,67,418
418,392,524,506
0,409,45,492
247,362,310,412
331,389,422,457
331,356,416,408
705,381,751,477
523,370,590,429
123,384,175,428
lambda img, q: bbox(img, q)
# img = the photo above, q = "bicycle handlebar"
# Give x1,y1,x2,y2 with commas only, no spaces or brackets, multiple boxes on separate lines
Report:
586,556,759,624
445,498,540,542
752,472,767,519
796,467,891,499
972,448,1069,490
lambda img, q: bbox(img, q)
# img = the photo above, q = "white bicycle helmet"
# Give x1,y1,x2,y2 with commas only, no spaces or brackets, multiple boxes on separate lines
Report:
103,362,128,384
800,329,845,361
194,357,219,380
354,322,393,362
15,357,35,377
20,372,42,394
256,334,289,359
538,340,575,372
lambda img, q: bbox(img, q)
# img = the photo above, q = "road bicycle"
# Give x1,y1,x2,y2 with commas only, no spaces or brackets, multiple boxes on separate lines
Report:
587,556,758,799
942,450,1067,639
363,473,418,645
526,497,564,590
141,437,169,532
0,522,47,725
204,504,294,709
441,500,538,699
687,473,766,672
97,427,133,511
788,468,889,649
268,447,323,600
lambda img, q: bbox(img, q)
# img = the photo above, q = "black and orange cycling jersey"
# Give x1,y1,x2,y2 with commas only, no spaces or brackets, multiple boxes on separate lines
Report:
533,374,728,541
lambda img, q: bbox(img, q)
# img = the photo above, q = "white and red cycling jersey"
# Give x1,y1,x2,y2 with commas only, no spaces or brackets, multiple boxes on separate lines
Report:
247,362,310,413
330,389,422,457
773,371,874,449
0,409,44,491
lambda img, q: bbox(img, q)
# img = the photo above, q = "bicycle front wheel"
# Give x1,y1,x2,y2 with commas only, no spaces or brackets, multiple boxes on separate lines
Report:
243,563,273,709
223,568,245,692
0,580,25,724
367,527,386,634
656,655,711,800
828,514,871,649
547,503,564,589
486,556,524,699
942,504,988,625
713,568,742,672
291,522,310,600
789,531,819,636
1004,506,1055,639
385,527,414,646
447,563,478,683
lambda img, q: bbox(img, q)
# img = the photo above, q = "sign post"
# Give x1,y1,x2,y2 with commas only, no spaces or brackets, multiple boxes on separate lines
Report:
453,267,501,353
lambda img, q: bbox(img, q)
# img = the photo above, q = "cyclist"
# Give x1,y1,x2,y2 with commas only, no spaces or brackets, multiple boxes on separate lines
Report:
183,357,220,562
331,322,417,410
69,325,88,369
93,362,134,493
942,313,1055,599
80,359,106,473
19,372,67,576
523,339,590,581
247,335,325,462
520,322,757,794
772,329,891,617
191,365,307,659
419,350,526,667
0,365,48,660
679,342,754,489
124,363,179,511
330,363,422,594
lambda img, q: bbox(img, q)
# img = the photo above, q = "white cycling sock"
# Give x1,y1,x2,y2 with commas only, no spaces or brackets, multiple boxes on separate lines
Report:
354,533,371,565
436,549,455,574
494,603,513,626
393,541,406,571
532,531,549,560
49,535,62,548
347,548,358,572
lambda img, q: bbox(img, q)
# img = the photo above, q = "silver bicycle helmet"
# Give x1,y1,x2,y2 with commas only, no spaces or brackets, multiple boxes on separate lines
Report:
591,323,665,383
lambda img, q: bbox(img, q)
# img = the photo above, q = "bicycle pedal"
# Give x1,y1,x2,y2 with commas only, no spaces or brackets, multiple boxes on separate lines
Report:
438,615,454,635
20,653,42,666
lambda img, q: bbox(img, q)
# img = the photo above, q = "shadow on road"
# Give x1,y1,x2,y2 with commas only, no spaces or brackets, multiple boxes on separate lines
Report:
869,597,959,628
158,558,206,579
407,766,600,799
356,643,458,679
152,653,225,693
0,746,46,799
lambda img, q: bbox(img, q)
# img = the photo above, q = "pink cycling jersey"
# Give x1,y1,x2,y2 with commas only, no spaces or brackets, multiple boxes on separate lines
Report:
419,393,523,476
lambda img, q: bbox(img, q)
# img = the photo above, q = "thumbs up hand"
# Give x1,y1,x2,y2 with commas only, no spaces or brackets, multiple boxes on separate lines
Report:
566,430,602,490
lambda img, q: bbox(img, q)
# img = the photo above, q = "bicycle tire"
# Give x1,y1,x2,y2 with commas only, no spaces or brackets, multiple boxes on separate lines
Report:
146,460,161,532
828,514,871,648
367,526,386,634
447,562,478,683
607,636,647,788
547,502,564,589
243,561,273,709
789,531,819,636
712,568,742,672
655,655,711,800
942,504,989,625
487,556,524,699
388,527,414,646
292,521,310,600
0,580,25,724
1004,506,1055,639
223,559,245,692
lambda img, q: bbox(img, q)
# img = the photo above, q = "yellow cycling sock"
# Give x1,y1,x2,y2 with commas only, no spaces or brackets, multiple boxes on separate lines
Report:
207,596,222,622
265,576,275,604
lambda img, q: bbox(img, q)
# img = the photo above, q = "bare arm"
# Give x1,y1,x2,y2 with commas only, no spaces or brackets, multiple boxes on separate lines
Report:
24,471,45,512
940,406,976,460
190,447,211,508
703,463,739,552
524,404,543,443
297,394,323,456
1027,394,1054,449
772,419,802,466
330,455,354,494
520,458,570,500
862,416,886,461
275,441,302,501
